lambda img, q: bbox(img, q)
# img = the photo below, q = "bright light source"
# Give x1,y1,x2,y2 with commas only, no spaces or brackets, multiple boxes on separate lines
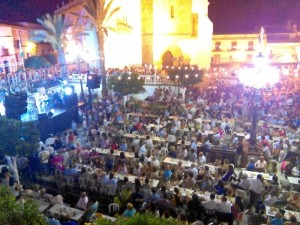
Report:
175,75,179,79
128,77,131,80
118,77,121,80
68,75,72,79
138,76,140,80
88,75,93,80
50,109,55,113
195,74,198,77
64,87,73,95
237,67,279,89
157,76,160,80
185,74,189,78
167,76,169,79
63,80,68,85
48,74,52,78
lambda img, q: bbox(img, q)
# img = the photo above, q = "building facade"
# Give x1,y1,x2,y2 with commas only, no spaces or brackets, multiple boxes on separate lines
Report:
0,21,53,74
55,0,213,69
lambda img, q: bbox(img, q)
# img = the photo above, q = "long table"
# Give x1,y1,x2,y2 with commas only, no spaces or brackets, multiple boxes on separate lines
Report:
48,203,85,221
95,148,135,158
163,157,216,173
114,173,159,188
265,206,300,221
20,197,51,212
288,176,300,185
242,170,272,181
122,133,166,143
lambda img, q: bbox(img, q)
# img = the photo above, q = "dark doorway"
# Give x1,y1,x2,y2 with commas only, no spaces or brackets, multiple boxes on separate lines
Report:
162,51,173,68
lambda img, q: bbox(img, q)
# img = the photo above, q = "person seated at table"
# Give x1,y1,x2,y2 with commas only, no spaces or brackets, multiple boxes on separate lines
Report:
47,215,61,225
283,215,298,225
182,172,196,189
177,146,188,160
172,187,184,208
106,173,118,188
130,187,144,211
255,156,267,172
139,143,147,156
75,192,89,210
267,160,278,174
141,161,152,177
131,136,140,149
177,213,189,225
292,161,300,176
117,163,128,175
119,140,128,152
198,152,206,166
144,136,154,150
216,196,232,213
188,149,198,163
81,200,99,222
200,175,213,192
246,158,256,171
162,165,173,182
168,146,177,158
267,212,284,225
123,202,136,218
214,180,226,195
222,164,236,182
213,154,222,167
264,190,278,206
287,193,300,211
61,215,78,225
202,192,219,210
186,194,204,221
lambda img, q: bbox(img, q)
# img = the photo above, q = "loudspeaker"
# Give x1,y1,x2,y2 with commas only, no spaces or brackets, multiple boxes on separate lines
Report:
4,60,10,74
38,113,48,121
63,93,78,108
5,92,27,120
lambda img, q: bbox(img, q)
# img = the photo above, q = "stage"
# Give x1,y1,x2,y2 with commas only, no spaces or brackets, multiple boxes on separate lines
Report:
20,102,85,141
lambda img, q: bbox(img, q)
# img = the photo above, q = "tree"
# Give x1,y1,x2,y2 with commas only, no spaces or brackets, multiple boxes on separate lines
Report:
24,56,51,69
42,53,58,65
94,213,177,225
81,0,132,97
166,65,204,87
30,13,86,75
0,117,39,183
0,186,47,225
107,73,145,97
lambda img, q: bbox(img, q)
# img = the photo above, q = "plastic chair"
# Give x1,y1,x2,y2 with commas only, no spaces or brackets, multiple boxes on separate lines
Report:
108,203,120,215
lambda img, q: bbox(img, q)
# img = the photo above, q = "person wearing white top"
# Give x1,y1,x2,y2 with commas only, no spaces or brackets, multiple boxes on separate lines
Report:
249,174,264,205
216,196,232,213
198,152,206,165
76,192,89,210
255,156,267,172
202,193,219,210
264,190,277,206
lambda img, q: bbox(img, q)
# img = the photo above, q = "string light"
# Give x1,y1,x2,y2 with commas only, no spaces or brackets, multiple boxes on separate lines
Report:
118,76,121,80
167,76,169,79
185,74,189,78
175,75,179,79
195,74,198,77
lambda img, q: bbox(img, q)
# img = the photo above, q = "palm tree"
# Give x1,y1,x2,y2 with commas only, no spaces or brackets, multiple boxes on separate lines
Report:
82,0,131,97
30,13,85,75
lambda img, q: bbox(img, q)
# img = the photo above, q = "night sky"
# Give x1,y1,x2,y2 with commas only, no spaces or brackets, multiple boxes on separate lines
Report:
1,0,300,34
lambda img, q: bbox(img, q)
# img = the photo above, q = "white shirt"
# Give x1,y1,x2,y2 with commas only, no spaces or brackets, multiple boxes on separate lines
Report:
76,196,89,210
238,178,251,190
198,155,206,165
255,160,267,169
249,178,264,194
202,199,219,210
264,195,277,206
217,201,232,213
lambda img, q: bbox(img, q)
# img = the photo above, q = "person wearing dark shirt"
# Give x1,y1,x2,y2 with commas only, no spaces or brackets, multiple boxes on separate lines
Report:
214,180,226,195
61,215,78,225
130,188,144,211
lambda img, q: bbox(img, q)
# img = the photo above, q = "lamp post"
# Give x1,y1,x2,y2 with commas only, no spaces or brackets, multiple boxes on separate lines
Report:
238,27,279,151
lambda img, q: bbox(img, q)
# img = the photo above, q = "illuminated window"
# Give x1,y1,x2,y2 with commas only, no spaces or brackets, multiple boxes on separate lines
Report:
170,5,174,18
248,41,254,51
215,42,221,51
231,41,237,51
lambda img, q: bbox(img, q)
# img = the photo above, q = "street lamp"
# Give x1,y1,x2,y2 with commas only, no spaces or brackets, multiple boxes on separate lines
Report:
237,48,279,151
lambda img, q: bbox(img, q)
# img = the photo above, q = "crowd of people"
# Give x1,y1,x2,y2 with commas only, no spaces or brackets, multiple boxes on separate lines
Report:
1,71,300,225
